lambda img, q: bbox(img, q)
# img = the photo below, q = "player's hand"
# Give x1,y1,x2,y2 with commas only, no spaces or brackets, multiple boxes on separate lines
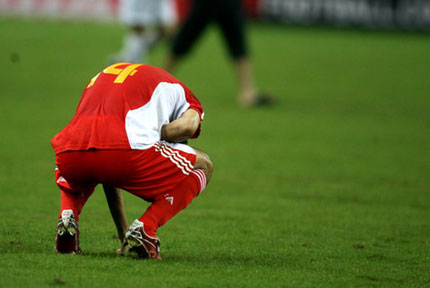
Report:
116,240,130,255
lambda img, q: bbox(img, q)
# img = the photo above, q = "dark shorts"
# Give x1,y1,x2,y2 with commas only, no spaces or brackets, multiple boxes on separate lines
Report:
172,0,248,59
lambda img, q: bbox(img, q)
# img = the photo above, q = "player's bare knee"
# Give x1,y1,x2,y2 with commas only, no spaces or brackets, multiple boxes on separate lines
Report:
199,152,213,182
194,149,213,183
203,154,213,182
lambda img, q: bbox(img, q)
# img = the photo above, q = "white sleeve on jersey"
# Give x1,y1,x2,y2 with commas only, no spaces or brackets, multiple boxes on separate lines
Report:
125,82,190,150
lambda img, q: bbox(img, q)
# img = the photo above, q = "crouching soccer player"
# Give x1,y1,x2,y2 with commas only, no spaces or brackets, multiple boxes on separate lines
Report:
51,63,213,259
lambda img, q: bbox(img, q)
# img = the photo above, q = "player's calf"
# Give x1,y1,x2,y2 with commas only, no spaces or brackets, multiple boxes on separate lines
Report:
55,209,81,254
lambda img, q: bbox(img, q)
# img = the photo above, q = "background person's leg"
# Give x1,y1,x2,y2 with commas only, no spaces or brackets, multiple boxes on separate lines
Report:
216,0,273,107
164,0,212,71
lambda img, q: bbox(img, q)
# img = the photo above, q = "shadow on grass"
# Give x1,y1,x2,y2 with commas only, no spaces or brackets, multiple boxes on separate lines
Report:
75,249,293,268
159,252,292,268
0,235,298,269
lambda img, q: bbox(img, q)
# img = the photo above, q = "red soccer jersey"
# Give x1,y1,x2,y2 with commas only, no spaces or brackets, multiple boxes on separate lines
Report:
51,63,203,155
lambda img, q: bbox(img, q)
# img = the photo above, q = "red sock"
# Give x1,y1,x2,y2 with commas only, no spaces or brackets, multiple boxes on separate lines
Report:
56,167,95,221
139,170,207,237
59,189,93,221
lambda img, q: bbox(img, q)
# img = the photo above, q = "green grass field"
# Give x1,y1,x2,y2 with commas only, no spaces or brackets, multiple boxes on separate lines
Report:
0,18,429,287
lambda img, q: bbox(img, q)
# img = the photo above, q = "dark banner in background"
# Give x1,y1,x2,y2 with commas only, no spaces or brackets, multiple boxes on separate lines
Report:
256,0,430,30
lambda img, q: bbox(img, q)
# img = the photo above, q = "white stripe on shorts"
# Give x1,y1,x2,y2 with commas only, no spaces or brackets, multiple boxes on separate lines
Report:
154,141,194,175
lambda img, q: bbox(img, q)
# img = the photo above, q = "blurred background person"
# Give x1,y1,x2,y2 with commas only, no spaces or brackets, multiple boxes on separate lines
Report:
110,0,178,64
164,0,273,108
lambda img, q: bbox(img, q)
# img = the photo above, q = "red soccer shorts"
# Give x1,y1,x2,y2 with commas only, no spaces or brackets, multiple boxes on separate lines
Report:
55,141,206,205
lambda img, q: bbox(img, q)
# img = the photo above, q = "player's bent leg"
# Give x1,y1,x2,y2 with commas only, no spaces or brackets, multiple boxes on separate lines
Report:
121,144,213,259
133,168,208,259
54,162,96,254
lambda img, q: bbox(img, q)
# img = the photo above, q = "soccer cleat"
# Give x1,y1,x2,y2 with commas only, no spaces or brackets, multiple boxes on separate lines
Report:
125,220,161,259
55,209,81,254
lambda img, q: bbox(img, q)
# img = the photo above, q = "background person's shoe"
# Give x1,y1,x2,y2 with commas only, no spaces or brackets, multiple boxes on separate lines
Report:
125,220,161,259
239,92,275,108
252,92,275,107
55,209,81,254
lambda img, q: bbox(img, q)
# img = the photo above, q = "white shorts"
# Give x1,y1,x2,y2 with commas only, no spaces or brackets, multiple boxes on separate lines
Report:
119,0,178,27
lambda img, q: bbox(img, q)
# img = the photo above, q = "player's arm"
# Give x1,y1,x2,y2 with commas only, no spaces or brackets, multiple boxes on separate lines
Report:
103,185,129,254
161,109,200,143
